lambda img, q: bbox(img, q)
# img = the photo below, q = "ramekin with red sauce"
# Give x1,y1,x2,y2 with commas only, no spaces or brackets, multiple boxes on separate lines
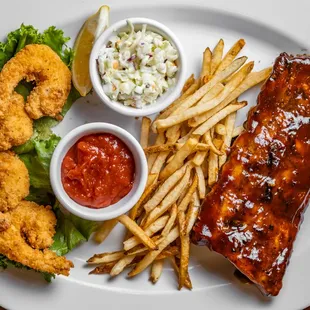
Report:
50,123,148,221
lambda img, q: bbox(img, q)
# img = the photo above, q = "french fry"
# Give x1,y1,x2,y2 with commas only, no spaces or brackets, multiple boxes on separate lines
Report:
144,165,187,213
147,154,157,172
177,128,195,144
177,209,186,234
156,246,179,260
170,256,192,290
232,125,244,137
215,123,226,135
200,47,212,78
110,254,136,277
210,124,215,138
166,153,175,164
123,215,169,251
219,112,236,168
182,74,195,94
161,203,177,237
203,130,224,155
150,151,170,174
166,126,181,142
152,80,200,130
159,138,197,181
117,215,157,250
87,251,124,265
179,232,190,290
192,190,200,207
196,83,225,107
195,166,206,199
176,179,191,205
185,201,200,234
192,150,208,166
94,219,118,244
193,101,247,136
177,215,188,296
140,117,151,149
167,80,216,120
89,262,116,275
150,132,181,173
180,123,190,137
153,131,166,145
207,138,222,186
126,246,150,256
128,226,179,277
129,174,159,220
201,155,209,178
144,142,210,154
126,235,166,256
211,39,224,74
139,208,150,227
215,39,245,75
148,132,166,172
144,167,191,227
190,67,272,127
150,259,164,283
178,174,198,213
179,83,224,130
156,62,252,131
152,56,247,132
186,61,253,128
146,173,158,188
161,80,200,120
186,83,224,127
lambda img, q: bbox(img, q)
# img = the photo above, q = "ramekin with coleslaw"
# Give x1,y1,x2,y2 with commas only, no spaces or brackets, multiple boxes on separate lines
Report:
97,21,179,109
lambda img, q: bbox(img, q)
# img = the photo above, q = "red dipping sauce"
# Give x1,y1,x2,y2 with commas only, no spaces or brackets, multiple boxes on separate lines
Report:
61,133,135,209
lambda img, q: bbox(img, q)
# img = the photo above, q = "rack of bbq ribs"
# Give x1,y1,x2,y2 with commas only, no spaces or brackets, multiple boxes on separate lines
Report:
192,53,310,296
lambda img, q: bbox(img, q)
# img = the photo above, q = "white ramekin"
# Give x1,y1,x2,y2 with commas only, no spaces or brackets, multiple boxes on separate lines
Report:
89,17,187,117
50,123,148,221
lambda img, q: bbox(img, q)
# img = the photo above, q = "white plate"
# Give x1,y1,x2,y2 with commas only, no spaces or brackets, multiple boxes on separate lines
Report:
1,1,310,309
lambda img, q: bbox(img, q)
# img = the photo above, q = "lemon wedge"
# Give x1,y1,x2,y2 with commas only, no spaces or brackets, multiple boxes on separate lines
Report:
72,5,110,96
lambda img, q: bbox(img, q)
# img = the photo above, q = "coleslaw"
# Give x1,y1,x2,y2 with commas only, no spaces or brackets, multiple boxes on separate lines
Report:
97,21,179,108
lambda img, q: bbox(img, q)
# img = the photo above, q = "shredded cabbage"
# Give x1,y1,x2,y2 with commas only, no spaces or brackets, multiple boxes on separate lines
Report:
98,21,178,108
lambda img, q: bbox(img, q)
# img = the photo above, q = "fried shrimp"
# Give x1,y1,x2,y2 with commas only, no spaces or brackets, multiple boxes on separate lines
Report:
0,151,29,212
0,201,73,276
0,94,33,151
0,212,10,232
0,44,71,119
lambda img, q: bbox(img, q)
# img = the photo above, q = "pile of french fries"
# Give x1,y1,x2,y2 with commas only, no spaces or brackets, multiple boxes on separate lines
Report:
87,39,272,289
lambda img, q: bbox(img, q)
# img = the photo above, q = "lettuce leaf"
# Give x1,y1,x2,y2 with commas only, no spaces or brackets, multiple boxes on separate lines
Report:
0,25,40,70
0,24,74,70
25,187,55,205
40,26,74,67
51,201,98,256
0,254,55,282
14,117,59,155
61,86,81,116
19,134,60,190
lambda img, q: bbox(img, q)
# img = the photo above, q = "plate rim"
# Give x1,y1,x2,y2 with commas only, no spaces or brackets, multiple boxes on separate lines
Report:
1,1,310,310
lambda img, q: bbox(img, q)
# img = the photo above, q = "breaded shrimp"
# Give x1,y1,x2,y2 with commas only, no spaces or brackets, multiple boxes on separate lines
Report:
0,201,73,276
0,94,33,151
0,152,29,212
0,212,10,232
16,201,56,249
0,44,71,119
